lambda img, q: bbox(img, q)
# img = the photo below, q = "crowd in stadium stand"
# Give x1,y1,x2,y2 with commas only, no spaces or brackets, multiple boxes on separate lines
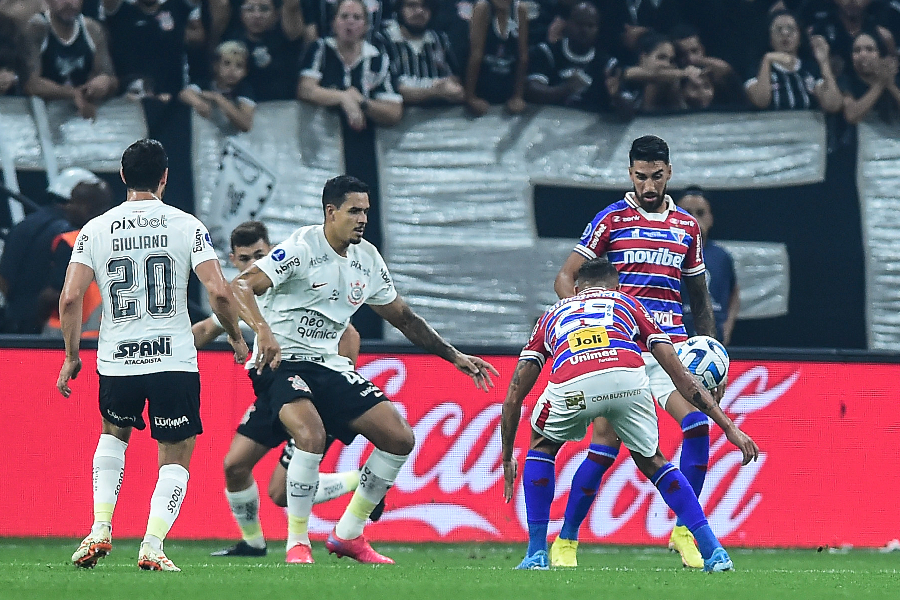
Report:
2,0,899,125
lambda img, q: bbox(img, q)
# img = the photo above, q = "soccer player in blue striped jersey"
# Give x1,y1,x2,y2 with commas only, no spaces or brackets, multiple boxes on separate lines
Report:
550,135,723,568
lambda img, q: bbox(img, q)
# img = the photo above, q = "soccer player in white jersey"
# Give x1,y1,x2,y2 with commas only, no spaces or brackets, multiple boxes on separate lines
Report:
190,220,374,557
231,175,500,564
57,139,249,572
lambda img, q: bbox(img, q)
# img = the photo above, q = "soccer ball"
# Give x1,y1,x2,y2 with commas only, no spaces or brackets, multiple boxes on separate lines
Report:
677,336,729,390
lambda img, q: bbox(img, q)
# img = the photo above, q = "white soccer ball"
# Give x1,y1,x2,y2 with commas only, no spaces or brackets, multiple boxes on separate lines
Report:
677,336,729,390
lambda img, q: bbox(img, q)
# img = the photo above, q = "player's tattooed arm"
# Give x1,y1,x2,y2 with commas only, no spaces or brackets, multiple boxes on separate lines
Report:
373,297,458,362
501,360,541,460
684,273,717,339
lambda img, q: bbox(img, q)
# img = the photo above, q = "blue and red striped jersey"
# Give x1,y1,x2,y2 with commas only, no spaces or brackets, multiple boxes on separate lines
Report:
521,287,672,383
574,192,705,346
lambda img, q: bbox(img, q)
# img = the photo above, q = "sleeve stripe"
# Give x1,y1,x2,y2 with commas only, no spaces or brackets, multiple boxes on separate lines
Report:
519,350,545,367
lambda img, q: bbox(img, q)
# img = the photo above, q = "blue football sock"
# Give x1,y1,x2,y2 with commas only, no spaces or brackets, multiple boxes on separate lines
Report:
560,444,618,540
651,462,720,558
676,412,709,527
523,450,555,556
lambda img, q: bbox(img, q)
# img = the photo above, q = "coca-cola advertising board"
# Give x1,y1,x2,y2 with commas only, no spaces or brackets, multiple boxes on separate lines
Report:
1,348,896,548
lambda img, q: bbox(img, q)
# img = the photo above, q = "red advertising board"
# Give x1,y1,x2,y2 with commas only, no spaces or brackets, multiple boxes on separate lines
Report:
1,348,896,548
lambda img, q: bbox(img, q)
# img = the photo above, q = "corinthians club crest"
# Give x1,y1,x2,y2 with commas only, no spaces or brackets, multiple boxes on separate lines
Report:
348,281,366,306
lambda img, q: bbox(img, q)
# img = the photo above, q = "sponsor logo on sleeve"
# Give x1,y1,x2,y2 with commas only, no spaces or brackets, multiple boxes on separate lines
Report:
75,233,87,253
380,268,393,287
272,248,286,261
193,228,206,252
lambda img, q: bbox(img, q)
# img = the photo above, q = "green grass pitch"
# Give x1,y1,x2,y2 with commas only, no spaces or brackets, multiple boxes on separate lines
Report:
1,539,899,600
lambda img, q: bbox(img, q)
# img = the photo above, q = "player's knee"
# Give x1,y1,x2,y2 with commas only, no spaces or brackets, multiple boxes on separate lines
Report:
392,426,416,456
223,455,252,485
292,427,327,454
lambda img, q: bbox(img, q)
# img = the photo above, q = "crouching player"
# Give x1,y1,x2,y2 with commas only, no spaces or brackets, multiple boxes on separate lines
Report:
500,258,758,571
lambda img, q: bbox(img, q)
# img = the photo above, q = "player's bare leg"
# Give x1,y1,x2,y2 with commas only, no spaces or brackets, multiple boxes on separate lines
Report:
326,401,414,564
550,417,620,567
72,420,131,568
211,434,271,557
279,400,327,564
138,437,195,572
630,448,732,572
663,391,709,569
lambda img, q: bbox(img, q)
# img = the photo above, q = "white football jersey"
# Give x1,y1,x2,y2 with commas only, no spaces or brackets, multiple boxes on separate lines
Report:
254,225,397,371
70,199,219,376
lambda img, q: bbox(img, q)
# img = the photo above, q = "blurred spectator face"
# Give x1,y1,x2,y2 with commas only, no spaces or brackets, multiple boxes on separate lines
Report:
678,193,713,238
241,0,278,36
216,51,249,88
640,40,676,70
48,0,83,23
566,2,599,51
851,33,882,77
674,35,705,67
399,0,431,36
683,73,714,109
769,14,800,55
835,0,872,19
333,0,368,43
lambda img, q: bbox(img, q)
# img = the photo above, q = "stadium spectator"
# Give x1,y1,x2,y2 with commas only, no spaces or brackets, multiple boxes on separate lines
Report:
0,13,28,95
676,188,739,345
745,10,843,112
230,174,498,564
597,0,688,64
840,27,900,123
180,40,256,132
102,0,198,100
298,0,402,131
500,257,757,571
525,1,626,113
221,0,306,101
0,0,45,23
0,168,103,334
376,0,465,106
620,31,695,113
463,0,529,116
302,0,391,42
23,0,118,120
671,23,745,108
805,0,886,79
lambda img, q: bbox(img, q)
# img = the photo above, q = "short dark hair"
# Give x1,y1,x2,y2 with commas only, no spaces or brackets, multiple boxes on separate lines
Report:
678,186,706,203
576,257,620,288
629,135,670,165
230,220,270,252
121,139,167,191
322,175,369,213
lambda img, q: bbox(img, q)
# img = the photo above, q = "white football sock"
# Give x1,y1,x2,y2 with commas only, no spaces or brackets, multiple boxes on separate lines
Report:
92,434,127,533
225,481,265,548
143,464,189,551
285,449,321,548
315,470,359,504
335,449,407,540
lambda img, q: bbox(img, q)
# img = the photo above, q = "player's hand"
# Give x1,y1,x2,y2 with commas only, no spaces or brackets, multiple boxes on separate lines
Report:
502,457,518,502
505,96,526,115
454,353,500,392
725,425,760,466
254,327,282,374
57,356,82,398
711,373,728,404
228,335,250,364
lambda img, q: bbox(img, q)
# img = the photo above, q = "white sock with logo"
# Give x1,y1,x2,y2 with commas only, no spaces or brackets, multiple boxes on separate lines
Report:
315,470,359,504
285,449,321,549
225,481,265,549
91,434,127,534
143,464,189,551
335,449,407,540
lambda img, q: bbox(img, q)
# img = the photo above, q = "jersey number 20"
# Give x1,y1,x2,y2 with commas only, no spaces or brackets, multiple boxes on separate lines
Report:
107,254,175,321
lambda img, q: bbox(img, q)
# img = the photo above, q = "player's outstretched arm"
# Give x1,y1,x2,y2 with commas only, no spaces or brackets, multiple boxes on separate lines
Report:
554,252,586,299
195,259,249,364
371,296,500,391
231,265,281,374
56,262,94,397
651,341,759,465
500,359,542,502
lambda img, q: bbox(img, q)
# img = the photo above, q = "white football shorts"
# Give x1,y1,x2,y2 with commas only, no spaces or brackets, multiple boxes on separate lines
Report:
642,341,684,409
530,367,659,458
